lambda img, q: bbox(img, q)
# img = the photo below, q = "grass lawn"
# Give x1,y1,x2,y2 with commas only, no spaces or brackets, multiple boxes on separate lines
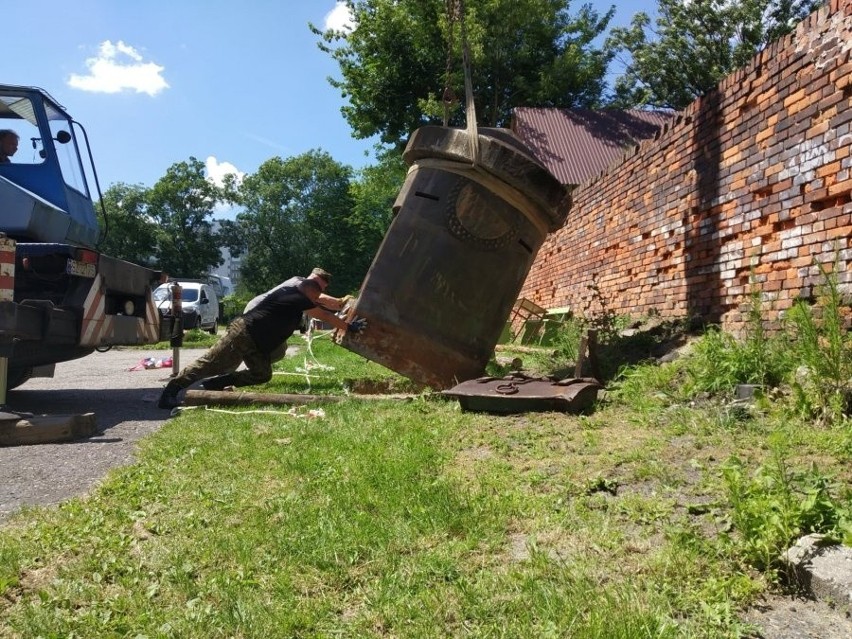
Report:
0,330,849,638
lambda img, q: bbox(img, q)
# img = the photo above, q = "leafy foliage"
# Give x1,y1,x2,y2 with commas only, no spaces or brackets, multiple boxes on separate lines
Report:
146,157,225,278
97,182,159,268
96,151,396,300
607,0,825,109
784,261,852,423
99,165,236,279
722,450,852,571
313,0,615,148
344,147,406,281
234,151,362,295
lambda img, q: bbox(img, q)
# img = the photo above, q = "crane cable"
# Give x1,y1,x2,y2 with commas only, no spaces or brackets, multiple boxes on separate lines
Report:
442,0,457,126
443,0,479,166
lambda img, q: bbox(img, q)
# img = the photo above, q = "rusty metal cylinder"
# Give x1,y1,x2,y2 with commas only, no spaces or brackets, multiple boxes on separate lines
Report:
340,125,571,389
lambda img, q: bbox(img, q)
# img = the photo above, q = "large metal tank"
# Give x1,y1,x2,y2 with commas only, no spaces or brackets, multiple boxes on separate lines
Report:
340,125,571,389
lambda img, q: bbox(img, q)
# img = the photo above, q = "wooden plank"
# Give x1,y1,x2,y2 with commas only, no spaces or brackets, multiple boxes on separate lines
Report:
184,390,345,407
0,412,98,446
183,390,415,407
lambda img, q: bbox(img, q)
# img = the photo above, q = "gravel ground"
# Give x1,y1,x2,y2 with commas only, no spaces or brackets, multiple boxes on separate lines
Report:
0,347,206,524
744,596,852,638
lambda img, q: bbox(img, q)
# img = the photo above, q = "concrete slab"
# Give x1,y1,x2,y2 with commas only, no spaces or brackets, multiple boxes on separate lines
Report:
784,534,852,607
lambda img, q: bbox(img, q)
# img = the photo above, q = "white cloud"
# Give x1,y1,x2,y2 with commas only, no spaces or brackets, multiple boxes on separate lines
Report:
68,40,169,97
324,2,355,31
205,156,245,188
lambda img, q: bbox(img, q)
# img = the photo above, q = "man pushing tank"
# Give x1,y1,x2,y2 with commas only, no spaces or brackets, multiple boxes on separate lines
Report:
158,267,365,410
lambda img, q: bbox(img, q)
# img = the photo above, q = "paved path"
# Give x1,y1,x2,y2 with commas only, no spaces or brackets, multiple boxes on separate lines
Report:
0,347,206,524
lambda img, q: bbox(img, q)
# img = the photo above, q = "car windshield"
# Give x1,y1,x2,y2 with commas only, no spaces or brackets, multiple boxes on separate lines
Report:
153,286,199,302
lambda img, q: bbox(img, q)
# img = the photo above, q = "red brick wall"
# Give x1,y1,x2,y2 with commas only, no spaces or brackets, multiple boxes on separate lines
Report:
520,0,852,335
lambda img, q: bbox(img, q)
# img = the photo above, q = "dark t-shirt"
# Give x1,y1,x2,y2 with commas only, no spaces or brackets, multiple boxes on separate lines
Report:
242,277,319,352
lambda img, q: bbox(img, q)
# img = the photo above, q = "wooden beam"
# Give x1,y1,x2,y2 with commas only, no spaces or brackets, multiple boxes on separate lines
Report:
183,390,418,407
0,412,98,446
183,390,344,407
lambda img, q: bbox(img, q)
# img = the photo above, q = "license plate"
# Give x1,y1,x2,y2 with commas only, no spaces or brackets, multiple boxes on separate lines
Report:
66,258,96,278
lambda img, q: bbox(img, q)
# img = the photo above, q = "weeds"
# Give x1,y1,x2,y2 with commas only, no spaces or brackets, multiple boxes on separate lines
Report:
684,284,792,397
564,268,852,585
583,273,623,342
597,264,851,427
609,358,688,413
721,445,852,572
784,260,852,423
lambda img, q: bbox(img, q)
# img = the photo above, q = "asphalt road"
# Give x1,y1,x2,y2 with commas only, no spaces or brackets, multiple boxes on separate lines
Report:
0,347,206,525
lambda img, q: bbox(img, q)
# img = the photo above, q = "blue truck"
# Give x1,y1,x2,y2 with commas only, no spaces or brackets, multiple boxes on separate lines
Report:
0,84,165,392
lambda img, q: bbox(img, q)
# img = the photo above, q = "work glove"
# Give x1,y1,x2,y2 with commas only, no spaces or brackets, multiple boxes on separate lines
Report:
340,294,355,309
347,317,368,334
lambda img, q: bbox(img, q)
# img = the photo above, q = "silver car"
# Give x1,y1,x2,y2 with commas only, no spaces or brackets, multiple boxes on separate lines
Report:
153,281,220,335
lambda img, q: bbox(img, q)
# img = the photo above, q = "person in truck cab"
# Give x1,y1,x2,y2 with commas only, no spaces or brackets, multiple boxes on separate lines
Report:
158,267,366,410
0,129,19,163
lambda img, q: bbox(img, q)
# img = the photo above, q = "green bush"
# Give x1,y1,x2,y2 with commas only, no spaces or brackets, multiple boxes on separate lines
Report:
722,448,852,572
784,261,852,423
683,284,793,397
219,293,252,324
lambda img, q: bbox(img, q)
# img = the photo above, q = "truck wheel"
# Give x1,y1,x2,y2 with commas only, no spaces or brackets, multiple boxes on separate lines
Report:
207,320,218,335
6,366,33,391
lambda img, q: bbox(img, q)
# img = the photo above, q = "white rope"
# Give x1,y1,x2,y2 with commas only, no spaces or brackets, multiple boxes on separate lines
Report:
272,371,332,378
175,405,327,418
294,321,336,389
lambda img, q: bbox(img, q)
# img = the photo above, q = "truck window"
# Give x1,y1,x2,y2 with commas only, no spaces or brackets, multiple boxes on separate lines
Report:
0,93,89,198
45,102,88,197
0,95,44,166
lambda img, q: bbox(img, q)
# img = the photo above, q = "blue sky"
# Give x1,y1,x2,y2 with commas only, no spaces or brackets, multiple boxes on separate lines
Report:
2,1,646,192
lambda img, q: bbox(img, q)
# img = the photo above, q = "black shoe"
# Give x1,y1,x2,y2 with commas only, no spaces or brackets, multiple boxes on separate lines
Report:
158,382,181,409
201,374,236,391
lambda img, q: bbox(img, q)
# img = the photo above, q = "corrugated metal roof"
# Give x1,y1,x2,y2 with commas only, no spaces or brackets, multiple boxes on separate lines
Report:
511,107,676,186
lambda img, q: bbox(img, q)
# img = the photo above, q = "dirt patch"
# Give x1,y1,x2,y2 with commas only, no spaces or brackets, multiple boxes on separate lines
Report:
743,593,852,638
343,377,427,395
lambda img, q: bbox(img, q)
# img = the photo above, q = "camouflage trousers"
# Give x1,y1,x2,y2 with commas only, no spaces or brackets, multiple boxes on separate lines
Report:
170,317,275,390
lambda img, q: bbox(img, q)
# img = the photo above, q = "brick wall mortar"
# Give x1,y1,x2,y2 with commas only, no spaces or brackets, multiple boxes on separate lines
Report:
520,1,852,336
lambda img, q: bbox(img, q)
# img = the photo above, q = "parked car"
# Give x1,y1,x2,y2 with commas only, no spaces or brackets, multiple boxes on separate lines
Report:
207,274,234,299
153,281,220,335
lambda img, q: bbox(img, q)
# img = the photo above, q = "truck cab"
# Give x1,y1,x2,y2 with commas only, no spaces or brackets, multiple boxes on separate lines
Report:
0,84,163,391
0,86,101,246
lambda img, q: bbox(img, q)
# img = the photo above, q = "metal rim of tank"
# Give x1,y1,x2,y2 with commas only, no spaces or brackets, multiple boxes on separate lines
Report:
402,125,572,233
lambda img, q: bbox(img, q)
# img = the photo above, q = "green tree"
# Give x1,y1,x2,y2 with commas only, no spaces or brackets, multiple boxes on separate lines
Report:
236,151,361,295
97,182,158,267
607,0,825,110
147,157,224,278
313,0,614,148
347,147,407,278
